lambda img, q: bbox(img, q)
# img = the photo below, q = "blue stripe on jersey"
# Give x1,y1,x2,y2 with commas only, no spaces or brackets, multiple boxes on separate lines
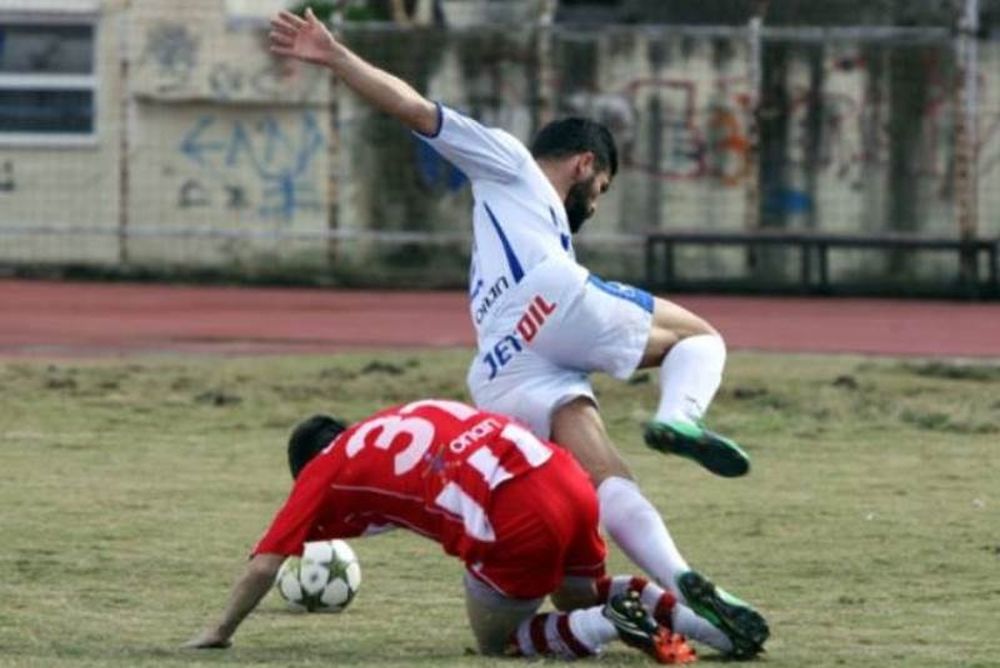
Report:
483,202,525,284
470,279,484,299
587,275,654,314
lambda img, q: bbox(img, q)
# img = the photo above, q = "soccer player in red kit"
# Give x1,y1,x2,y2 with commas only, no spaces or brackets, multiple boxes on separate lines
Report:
185,400,745,661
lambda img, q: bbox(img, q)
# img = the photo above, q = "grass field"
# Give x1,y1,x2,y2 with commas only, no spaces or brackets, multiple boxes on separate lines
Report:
1,350,999,667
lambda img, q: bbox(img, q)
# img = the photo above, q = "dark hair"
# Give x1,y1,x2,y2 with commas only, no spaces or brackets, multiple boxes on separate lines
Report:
287,414,348,479
530,117,618,177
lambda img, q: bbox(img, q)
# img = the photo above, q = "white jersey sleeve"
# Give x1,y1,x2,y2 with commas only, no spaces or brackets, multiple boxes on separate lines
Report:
415,103,531,183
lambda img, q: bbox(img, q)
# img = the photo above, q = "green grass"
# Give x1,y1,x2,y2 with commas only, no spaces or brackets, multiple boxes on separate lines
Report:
1,350,998,667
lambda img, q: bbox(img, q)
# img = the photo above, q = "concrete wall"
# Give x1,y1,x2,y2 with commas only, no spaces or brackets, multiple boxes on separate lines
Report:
393,27,1000,283
125,0,329,264
1,6,997,287
0,0,126,264
0,0,330,266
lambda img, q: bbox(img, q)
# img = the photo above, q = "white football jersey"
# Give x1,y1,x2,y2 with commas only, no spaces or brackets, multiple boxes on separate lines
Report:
416,105,589,340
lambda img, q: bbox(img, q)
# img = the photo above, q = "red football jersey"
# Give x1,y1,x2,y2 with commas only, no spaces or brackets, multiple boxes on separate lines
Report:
253,399,554,562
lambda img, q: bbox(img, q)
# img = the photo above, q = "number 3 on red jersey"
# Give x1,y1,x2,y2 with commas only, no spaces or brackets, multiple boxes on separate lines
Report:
336,399,550,543
342,399,483,475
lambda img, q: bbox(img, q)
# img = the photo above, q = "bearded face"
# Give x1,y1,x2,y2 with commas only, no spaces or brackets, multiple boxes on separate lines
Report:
565,174,597,234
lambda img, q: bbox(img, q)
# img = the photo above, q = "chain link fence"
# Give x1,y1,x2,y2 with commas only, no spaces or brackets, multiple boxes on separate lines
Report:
0,1,997,293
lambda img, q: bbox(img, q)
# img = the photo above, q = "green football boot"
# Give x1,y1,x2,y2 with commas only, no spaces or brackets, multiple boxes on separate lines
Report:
676,570,769,660
644,419,750,477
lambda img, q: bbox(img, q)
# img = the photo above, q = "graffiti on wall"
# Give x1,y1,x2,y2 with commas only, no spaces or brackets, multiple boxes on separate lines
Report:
177,111,324,220
207,61,324,102
564,52,1000,202
543,46,999,228
138,23,323,102
139,23,200,94
619,77,751,186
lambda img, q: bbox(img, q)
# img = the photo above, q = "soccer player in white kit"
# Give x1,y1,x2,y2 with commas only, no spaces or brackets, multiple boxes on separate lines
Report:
269,8,768,658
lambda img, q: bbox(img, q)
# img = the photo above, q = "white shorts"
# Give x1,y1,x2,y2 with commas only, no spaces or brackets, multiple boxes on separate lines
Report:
468,256,655,438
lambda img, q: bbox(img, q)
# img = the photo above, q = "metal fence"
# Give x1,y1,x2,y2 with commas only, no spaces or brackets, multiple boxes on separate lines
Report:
1,2,998,294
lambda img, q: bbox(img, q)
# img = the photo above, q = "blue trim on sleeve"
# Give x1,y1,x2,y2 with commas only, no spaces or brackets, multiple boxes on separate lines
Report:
483,202,525,284
414,101,445,139
587,275,654,314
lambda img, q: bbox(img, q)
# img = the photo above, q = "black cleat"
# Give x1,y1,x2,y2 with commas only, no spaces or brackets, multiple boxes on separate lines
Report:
603,590,697,664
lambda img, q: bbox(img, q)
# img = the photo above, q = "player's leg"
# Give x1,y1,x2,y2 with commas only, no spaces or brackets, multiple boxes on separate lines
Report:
639,297,751,477
467,574,692,663
472,358,692,603
470,293,767,655
463,573,543,656
594,574,767,659
556,574,757,658
468,445,684,663
551,397,691,595
551,398,769,657
514,267,749,478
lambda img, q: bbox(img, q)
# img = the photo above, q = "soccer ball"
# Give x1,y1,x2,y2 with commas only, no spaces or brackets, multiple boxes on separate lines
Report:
274,540,361,613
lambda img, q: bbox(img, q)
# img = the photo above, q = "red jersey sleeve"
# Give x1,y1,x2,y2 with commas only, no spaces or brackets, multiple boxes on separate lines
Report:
252,467,331,557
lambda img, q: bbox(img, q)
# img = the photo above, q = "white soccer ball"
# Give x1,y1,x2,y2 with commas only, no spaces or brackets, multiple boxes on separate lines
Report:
275,540,361,613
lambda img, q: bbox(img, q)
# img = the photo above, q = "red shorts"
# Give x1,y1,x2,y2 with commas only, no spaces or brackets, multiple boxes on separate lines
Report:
468,447,606,599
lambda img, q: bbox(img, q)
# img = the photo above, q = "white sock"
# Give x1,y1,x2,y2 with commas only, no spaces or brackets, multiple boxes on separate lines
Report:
655,334,727,424
597,476,689,599
597,574,733,654
672,604,734,653
566,607,618,654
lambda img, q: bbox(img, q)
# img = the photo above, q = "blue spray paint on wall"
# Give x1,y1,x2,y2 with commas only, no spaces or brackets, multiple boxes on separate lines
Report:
179,111,323,220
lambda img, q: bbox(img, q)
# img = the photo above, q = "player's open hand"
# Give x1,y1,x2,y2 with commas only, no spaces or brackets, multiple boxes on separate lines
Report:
269,8,338,66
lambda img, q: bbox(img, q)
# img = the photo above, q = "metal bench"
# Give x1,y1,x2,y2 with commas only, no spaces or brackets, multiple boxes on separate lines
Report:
644,231,1000,296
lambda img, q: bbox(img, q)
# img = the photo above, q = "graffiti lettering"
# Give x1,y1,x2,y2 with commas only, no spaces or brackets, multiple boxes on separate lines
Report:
178,179,210,208
140,23,199,94
208,63,244,100
225,184,249,210
207,61,324,102
178,112,323,220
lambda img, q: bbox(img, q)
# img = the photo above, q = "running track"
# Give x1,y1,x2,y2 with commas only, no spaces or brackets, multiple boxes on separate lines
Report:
1,279,998,359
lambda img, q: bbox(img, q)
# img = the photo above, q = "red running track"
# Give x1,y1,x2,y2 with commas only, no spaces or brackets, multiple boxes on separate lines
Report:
1,279,998,359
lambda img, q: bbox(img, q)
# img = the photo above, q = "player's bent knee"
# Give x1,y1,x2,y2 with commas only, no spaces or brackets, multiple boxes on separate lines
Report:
464,573,542,656
651,296,719,339
551,576,599,611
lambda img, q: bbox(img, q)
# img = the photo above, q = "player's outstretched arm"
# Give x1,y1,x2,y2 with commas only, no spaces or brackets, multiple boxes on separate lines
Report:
183,553,285,649
269,8,438,135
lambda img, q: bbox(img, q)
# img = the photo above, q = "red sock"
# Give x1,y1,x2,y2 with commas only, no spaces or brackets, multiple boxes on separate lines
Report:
506,612,597,660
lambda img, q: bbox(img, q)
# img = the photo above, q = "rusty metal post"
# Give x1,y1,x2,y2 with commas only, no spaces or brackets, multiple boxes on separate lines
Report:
954,0,980,283
743,0,769,270
118,0,132,266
